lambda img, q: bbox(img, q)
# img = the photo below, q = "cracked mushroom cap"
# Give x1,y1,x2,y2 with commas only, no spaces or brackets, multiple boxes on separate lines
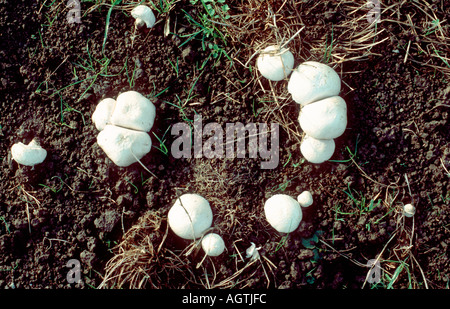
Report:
110,91,156,133
96,125,152,167
168,194,213,240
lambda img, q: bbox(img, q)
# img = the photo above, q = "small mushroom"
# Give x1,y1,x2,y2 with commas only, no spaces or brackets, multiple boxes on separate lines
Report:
288,61,341,106
403,203,416,217
11,139,47,167
96,125,152,167
297,191,313,208
201,233,225,257
300,135,335,164
256,45,295,81
298,96,347,140
264,194,303,233
168,194,213,240
131,5,156,29
245,242,261,260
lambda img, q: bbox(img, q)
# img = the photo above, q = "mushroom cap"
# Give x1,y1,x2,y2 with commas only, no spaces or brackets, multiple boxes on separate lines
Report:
131,5,156,28
201,233,225,257
168,194,213,240
110,91,156,132
297,191,313,207
11,139,47,167
92,98,116,131
300,135,335,164
264,194,303,233
256,45,295,81
298,96,347,140
403,203,416,217
96,125,152,167
288,61,341,106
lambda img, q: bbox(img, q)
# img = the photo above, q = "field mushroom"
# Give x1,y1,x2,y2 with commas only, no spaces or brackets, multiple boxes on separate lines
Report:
297,191,313,208
403,203,416,217
96,125,152,167
131,5,156,29
300,135,335,164
288,61,341,106
92,98,115,131
110,91,156,132
264,194,303,233
287,61,347,164
256,45,295,81
11,139,47,167
201,233,225,256
298,96,347,140
92,91,156,167
168,194,213,240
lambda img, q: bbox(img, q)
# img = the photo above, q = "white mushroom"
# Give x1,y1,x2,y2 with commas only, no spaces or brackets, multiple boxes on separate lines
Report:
201,233,225,256
96,125,152,167
300,135,335,164
288,61,341,106
256,45,295,81
245,242,261,260
264,194,303,233
92,98,116,131
298,96,347,140
11,139,47,167
403,203,416,217
297,191,313,208
131,5,156,29
168,194,213,240
110,91,156,133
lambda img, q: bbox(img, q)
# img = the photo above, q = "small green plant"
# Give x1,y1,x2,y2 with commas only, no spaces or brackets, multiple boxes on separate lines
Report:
150,0,178,14
343,184,381,216
190,0,230,20
179,0,232,64
152,126,171,156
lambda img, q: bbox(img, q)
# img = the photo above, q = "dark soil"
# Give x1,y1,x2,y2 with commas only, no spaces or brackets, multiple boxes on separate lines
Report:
0,0,448,289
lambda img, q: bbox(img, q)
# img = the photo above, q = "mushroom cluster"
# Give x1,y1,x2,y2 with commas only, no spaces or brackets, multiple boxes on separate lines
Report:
288,61,347,163
92,91,156,167
167,193,225,257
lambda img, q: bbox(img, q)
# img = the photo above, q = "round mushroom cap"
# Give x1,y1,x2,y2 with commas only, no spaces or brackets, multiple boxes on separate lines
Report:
11,139,47,167
300,135,335,164
92,98,116,131
168,194,213,240
110,91,156,132
131,5,156,28
403,204,416,217
201,233,225,256
96,125,152,167
256,45,295,81
297,191,313,207
264,194,302,233
298,96,347,140
288,61,341,106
